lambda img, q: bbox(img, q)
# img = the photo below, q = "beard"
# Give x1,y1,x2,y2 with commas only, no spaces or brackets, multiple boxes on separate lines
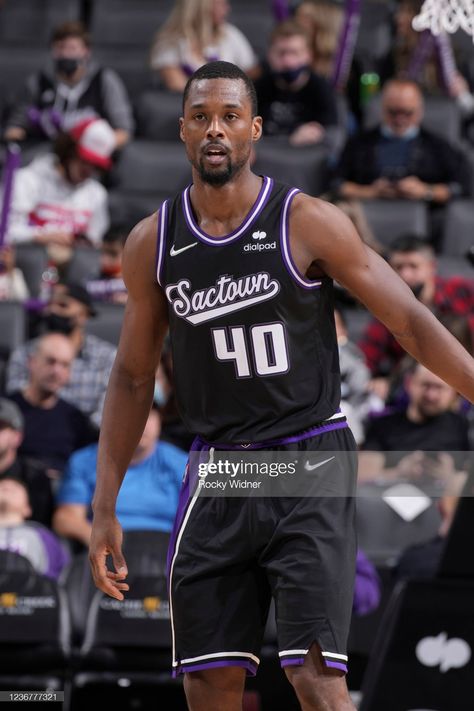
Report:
193,148,249,187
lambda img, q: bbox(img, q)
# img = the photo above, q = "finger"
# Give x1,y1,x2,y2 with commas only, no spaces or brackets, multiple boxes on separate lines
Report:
106,570,128,580
89,550,125,599
111,549,128,577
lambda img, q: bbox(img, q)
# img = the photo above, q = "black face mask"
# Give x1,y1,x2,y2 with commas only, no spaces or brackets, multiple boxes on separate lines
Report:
272,64,310,85
43,313,75,335
55,57,82,77
410,283,425,300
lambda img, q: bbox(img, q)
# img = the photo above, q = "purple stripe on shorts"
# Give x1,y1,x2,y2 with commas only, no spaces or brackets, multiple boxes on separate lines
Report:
280,657,306,667
200,417,348,451
172,659,259,678
325,660,348,673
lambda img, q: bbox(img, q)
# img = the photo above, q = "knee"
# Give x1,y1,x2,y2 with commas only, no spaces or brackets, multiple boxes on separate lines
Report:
285,666,320,705
185,666,245,695
285,665,349,710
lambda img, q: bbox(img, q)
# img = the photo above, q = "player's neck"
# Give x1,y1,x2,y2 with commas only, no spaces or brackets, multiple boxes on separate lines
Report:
190,170,262,237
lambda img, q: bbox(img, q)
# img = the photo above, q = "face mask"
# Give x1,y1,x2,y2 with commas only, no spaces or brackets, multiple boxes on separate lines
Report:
101,263,122,278
44,313,75,335
273,64,310,85
381,124,420,140
153,382,168,408
410,283,425,299
55,57,82,77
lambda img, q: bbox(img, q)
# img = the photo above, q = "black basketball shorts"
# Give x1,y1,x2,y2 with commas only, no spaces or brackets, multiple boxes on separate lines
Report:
166,416,358,677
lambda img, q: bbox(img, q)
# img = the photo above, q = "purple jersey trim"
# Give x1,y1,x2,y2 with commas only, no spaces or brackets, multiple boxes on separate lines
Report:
280,188,322,290
280,657,306,667
325,660,348,673
172,658,258,678
182,176,273,245
197,416,348,450
155,200,169,287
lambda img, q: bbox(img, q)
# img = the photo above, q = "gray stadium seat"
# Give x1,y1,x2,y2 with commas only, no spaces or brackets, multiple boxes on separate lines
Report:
15,244,49,298
0,0,79,46
0,302,27,360
440,199,474,257
65,247,101,285
85,303,124,346
135,90,182,142
363,95,462,145
355,0,393,66
229,9,275,61
436,255,474,279
361,199,429,246
0,48,49,107
93,48,155,100
108,140,191,225
253,138,330,196
90,0,172,49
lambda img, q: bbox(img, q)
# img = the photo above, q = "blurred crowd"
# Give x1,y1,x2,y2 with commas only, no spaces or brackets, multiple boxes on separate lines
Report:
0,0,473,696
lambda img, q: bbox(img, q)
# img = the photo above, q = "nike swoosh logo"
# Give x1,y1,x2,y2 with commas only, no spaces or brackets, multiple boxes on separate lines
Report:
170,242,198,257
304,456,335,471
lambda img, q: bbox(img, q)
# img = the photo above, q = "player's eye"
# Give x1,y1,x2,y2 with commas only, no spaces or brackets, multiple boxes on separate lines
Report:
194,113,206,121
226,113,238,121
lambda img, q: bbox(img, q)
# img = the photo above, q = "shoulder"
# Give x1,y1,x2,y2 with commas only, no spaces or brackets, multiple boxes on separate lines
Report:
289,192,359,241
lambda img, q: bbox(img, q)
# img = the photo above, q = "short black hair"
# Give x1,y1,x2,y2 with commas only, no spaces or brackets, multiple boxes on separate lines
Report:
183,61,258,117
103,226,130,246
389,235,434,257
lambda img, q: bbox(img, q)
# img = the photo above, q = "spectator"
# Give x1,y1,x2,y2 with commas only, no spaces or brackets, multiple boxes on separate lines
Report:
0,398,54,526
254,20,338,145
4,21,134,148
86,226,128,303
0,246,29,302
6,282,116,429
334,79,471,203
0,474,69,579
9,333,96,476
359,362,470,484
359,236,474,380
150,0,259,92
2,118,115,260
293,0,345,80
53,406,187,547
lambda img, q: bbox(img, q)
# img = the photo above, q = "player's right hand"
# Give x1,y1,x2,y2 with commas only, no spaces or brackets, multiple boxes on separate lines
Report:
89,513,129,600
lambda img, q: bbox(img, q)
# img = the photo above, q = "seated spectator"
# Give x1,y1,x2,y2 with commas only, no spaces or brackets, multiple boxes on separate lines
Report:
4,21,134,148
9,333,96,476
334,79,471,203
359,362,470,485
334,308,373,444
6,282,116,429
359,236,474,386
0,398,54,526
53,405,187,547
0,246,29,302
293,1,344,80
0,474,69,579
86,226,128,303
150,0,259,92
2,118,115,263
254,20,337,145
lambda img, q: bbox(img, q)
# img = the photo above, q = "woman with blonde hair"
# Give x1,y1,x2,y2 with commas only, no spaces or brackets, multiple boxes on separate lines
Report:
150,0,259,92
293,0,345,79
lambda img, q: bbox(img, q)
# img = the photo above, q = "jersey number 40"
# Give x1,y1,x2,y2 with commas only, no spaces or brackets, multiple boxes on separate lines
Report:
211,322,289,378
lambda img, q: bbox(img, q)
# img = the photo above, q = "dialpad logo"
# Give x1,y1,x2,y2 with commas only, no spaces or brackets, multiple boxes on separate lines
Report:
416,632,471,672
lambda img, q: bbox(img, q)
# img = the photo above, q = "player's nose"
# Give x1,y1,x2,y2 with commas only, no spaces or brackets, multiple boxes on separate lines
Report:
206,115,225,137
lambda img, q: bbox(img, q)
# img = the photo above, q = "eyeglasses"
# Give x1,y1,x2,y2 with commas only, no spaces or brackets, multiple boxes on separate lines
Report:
385,107,416,118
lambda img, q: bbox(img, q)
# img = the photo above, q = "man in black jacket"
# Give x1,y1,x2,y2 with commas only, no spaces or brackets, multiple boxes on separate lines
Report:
334,79,471,204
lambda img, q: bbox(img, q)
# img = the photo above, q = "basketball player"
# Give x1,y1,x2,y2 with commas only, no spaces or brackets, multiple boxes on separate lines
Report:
89,62,474,711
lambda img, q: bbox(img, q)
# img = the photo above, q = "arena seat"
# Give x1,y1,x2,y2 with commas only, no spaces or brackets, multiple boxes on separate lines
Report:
89,0,171,49
108,140,191,225
0,553,71,699
0,0,79,46
0,47,50,108
355,483,441,568
360,199,429,246
436,254,474,279
135,90,182,142
85,302,124,346
440,199,474,257
253,138,330,196
359,579,474,711
65,246,101,285
228,9,276,61
354,0,393,66
15,244,49,299
92,48,155,100
0,301,27,361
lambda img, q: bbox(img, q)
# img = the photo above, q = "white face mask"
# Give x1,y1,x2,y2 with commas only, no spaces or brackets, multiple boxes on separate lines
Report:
381,124,420,140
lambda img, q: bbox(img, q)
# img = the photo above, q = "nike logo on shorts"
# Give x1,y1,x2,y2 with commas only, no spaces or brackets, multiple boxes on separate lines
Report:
304,456,336,471
170,242,198,256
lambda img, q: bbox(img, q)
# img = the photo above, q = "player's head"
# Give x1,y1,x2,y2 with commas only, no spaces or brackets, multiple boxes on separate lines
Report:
180,61,262,186
388,235,436,299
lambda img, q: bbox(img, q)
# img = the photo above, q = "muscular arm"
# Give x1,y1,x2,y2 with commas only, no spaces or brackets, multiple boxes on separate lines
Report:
89,213,169,597
290,195,474,402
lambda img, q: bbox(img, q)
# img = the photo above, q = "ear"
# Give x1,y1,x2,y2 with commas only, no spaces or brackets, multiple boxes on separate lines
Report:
252,116,263,143
179,117,185,143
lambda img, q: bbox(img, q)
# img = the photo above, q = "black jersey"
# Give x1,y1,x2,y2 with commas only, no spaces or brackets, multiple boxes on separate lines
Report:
156,176,341,444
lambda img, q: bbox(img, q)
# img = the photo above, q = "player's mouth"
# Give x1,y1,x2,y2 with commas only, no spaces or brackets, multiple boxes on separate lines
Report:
203,144,228,165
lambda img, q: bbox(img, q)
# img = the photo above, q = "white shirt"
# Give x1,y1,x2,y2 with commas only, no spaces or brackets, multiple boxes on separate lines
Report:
151,23,257,73
3,154,109,246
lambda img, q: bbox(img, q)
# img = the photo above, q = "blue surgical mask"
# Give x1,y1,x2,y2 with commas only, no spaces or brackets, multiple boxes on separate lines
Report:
381,124,420,140
153,382,168,407
272,64,310,85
